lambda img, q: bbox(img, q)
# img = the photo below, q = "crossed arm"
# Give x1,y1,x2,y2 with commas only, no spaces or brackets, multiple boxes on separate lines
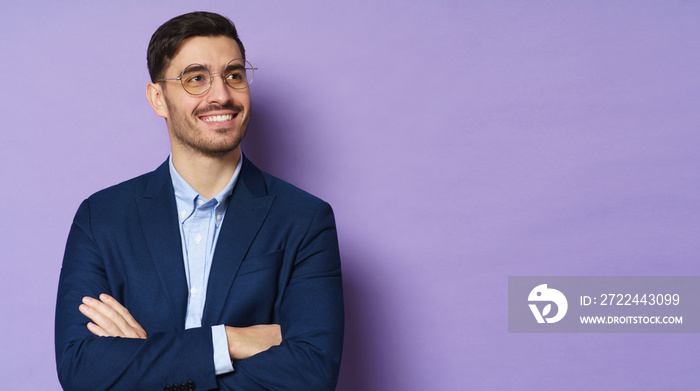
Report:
56,199,344,390
79,293,281,361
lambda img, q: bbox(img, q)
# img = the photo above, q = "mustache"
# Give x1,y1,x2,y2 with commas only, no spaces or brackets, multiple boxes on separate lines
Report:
194,103,243,116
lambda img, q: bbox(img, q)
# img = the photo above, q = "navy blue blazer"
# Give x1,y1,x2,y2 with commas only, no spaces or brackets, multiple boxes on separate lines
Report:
55,156,344,390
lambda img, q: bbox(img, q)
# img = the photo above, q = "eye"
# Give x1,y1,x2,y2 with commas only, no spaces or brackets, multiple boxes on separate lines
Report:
181,65,210,87
226,70,243,81
184,73,208,84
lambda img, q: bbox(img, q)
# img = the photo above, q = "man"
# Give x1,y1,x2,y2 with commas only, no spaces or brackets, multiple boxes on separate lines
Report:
55,11,344,391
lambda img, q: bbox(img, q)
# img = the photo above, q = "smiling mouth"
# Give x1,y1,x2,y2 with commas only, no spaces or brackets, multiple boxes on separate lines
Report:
201,114,236,123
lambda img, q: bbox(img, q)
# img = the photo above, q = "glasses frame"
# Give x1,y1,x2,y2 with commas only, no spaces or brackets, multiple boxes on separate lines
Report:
157,58,257,96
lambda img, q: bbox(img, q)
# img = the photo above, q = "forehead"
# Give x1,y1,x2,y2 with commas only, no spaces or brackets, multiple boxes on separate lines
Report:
168,35,242,72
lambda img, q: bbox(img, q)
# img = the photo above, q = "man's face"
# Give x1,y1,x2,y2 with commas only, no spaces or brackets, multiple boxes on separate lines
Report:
149,35,251,158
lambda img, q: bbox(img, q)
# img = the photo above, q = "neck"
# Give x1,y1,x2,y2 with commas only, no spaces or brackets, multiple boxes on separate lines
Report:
171,148,240,199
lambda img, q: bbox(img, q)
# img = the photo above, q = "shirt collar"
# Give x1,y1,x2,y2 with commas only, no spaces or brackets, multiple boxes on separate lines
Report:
168,154,243,220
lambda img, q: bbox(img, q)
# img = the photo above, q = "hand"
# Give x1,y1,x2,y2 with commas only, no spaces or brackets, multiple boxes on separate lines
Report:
79,294,147,339
225,324,282,360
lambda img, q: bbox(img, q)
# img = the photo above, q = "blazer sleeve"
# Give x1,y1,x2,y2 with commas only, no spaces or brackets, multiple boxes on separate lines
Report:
55,200,221,391
216,201,345,390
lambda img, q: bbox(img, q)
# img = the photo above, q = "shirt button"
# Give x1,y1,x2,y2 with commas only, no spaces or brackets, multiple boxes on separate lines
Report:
191,287,197,295
198,200,204,206
216,214,222,221
180,210,188,219
195,234,202,243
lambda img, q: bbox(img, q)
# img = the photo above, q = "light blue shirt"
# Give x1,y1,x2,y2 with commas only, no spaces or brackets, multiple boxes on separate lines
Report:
169,155,242,375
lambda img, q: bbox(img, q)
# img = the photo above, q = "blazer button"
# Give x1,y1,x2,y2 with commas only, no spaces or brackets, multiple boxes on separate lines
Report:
187,380,196,390
163,387,171,391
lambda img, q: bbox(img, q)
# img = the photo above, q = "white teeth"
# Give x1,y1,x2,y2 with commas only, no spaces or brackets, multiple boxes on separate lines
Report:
202,114,233,122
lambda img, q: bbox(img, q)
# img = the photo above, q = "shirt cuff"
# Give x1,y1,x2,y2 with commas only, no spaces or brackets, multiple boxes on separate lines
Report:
212,325,234,375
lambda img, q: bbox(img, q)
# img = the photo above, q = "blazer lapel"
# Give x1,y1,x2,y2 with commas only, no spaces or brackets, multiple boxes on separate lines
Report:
202,156,275,325
135,161,189,330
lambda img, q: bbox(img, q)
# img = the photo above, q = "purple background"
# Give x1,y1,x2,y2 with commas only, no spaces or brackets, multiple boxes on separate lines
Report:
2,1,699,389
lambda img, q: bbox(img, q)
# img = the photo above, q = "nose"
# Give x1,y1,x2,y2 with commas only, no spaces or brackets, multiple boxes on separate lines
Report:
205,72,233,103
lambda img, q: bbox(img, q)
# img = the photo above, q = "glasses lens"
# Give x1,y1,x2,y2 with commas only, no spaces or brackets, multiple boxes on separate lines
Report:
224,59,254,89
181,64,210,95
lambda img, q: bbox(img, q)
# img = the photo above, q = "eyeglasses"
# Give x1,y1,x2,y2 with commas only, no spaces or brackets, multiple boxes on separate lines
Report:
157,58,257,95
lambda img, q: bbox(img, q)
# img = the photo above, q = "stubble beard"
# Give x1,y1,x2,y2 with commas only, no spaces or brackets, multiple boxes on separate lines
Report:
168,102,250,159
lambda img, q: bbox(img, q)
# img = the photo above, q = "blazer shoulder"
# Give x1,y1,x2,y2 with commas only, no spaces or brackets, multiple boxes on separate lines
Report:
262,170,329,209
85,161,168,208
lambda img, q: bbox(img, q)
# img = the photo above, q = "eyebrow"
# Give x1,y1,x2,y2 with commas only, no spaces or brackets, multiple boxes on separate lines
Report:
184,64,208,72
225,64,245,72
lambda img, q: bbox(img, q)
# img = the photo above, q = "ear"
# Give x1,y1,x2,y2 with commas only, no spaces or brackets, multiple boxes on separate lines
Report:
146,82,169,119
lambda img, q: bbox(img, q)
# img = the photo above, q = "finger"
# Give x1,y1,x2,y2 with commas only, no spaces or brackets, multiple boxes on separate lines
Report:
100,298,146,339
80,301,121,337
99,294,148,338
86,321,108,337
82,296,136,338
80,299,147,339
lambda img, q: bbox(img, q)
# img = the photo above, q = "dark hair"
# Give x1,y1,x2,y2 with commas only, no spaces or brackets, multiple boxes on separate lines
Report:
147,11,245,82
